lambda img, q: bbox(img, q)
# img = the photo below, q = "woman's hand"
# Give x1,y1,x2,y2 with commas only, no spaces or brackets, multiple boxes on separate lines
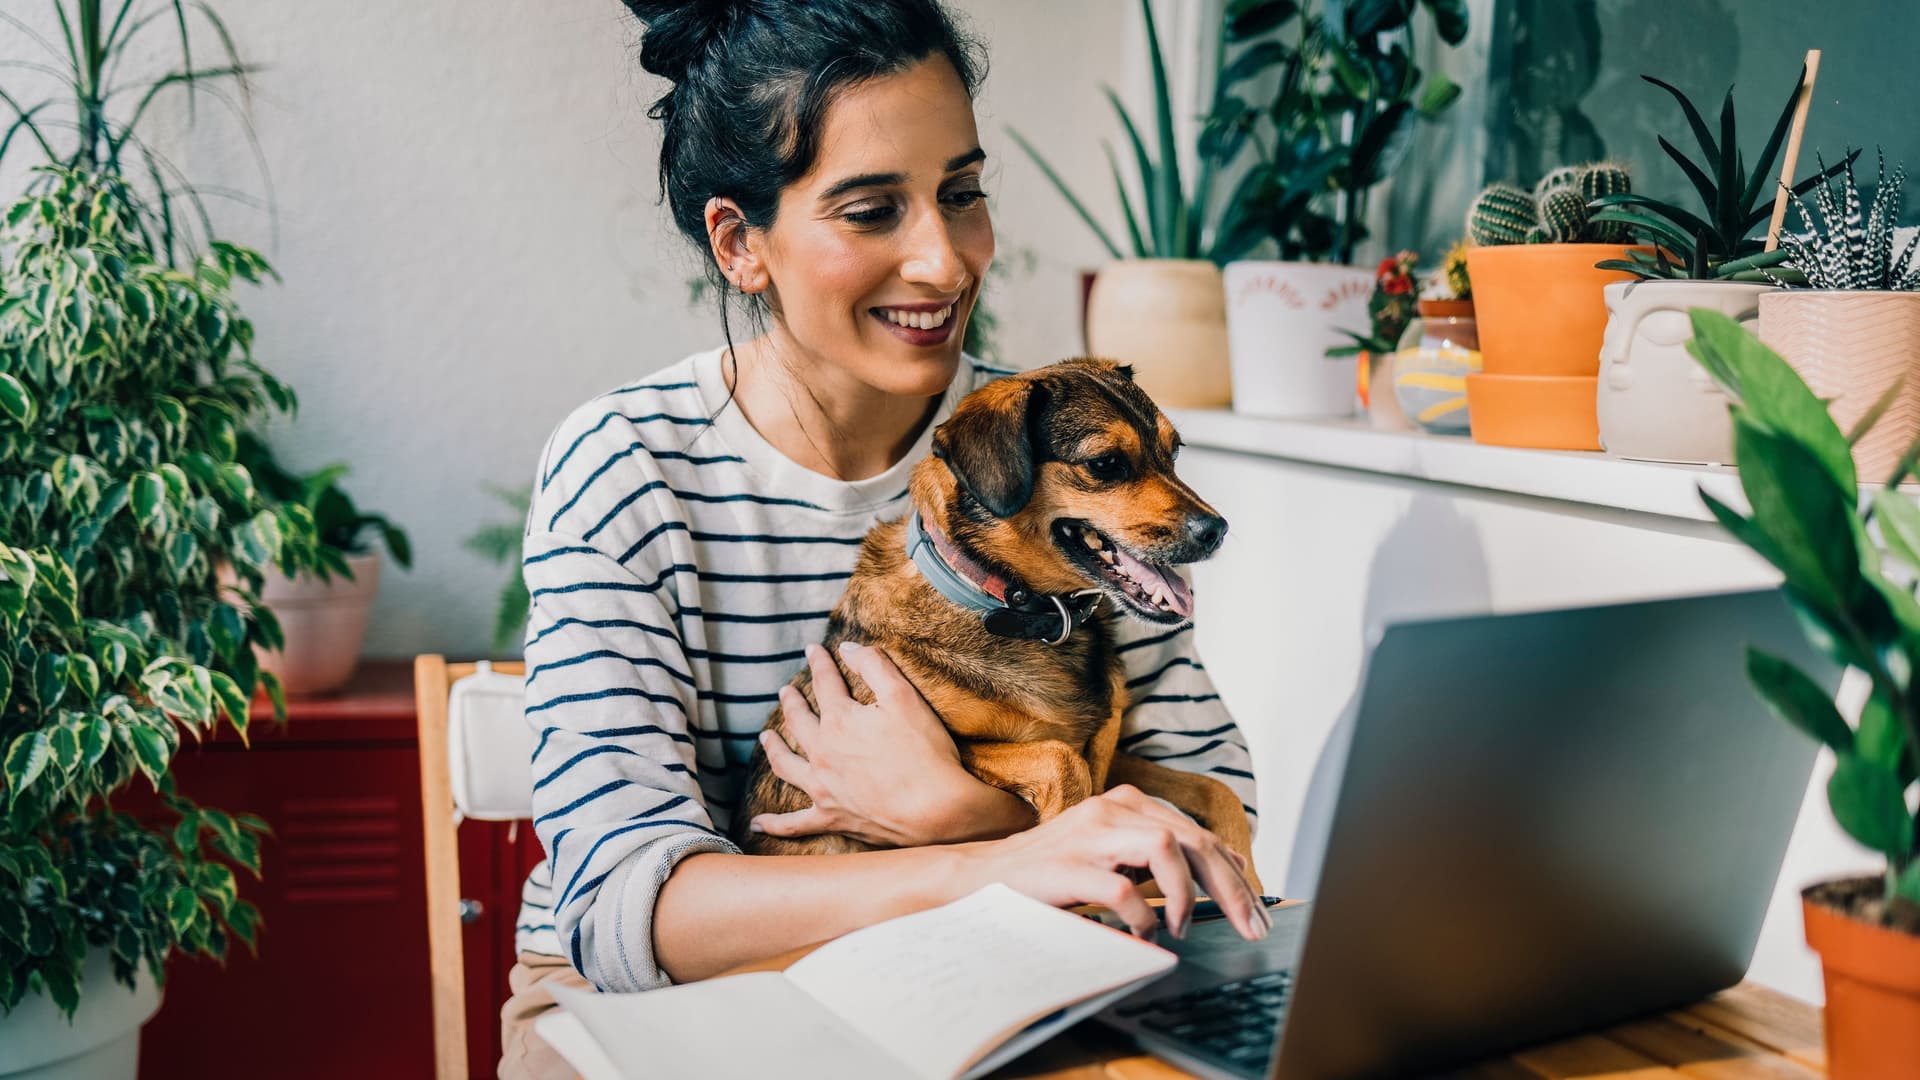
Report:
750,641,1036,847
965,785,1269,943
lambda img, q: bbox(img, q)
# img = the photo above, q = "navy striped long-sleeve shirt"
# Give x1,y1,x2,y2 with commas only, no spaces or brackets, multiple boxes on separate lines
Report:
515,348,1257,990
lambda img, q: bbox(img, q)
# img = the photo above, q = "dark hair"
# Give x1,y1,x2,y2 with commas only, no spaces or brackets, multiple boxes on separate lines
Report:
619,0,986,349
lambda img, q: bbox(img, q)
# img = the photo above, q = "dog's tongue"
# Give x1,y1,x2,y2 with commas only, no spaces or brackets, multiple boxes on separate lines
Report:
1110,545,1195,619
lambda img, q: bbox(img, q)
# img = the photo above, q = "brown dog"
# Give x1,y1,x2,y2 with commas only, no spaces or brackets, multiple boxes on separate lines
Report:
734,359,1252,873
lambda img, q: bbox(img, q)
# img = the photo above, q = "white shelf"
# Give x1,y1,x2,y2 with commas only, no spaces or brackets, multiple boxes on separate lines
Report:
1164,409,1748,524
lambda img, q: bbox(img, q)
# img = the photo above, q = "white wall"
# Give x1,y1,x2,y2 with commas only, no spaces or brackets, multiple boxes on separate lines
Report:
0,0,1140,657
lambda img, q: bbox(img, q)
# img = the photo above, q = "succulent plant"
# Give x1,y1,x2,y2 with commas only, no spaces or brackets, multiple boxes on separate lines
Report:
1775,150,1920,291
1441,240,1472,300
1467,182,1538,246
1590,69,1856,281
1468,162,1632,246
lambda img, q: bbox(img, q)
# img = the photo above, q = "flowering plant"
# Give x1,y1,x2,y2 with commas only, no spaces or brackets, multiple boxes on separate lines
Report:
1329,250,1420,357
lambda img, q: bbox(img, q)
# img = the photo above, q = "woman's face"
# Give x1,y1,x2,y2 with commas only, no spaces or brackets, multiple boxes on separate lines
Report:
754,56,994,398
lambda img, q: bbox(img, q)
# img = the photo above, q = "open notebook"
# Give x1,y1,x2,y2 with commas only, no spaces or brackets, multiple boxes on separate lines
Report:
536,883,1177,1080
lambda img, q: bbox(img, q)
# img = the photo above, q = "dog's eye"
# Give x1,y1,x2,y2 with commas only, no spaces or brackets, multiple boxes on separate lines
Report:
1086,454,1129,481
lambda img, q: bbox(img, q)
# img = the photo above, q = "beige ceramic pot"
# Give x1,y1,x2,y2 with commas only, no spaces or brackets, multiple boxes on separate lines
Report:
1597,280,1773,465
1085,259,1232,409
1759,291,1920,482
254,550,382,696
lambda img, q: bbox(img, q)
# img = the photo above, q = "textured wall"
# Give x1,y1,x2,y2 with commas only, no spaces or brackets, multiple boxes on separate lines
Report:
12,0,1148,658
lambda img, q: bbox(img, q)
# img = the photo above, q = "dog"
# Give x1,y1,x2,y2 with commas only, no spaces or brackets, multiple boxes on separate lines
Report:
734,359,1253,874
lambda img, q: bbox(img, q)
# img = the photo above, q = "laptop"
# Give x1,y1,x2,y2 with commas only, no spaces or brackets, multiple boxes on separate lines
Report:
1096,588,1831,1080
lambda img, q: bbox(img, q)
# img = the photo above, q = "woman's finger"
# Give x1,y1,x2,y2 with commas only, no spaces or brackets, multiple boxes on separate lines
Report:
777,685,820,753
837,640,914,711
806,642,851,709
1104,787,1266,941
751,805,835,838
758,728,815,792
1086,870,1159,939
1120,825,1197,939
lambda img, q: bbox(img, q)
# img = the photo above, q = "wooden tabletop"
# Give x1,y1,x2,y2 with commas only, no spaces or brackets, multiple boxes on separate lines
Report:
724,934,1826,1079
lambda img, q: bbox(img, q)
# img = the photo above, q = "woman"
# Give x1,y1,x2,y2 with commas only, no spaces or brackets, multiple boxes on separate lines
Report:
501,2,1266,1075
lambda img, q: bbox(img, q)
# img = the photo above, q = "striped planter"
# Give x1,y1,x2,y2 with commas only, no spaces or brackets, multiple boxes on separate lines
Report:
1758,291,1920,482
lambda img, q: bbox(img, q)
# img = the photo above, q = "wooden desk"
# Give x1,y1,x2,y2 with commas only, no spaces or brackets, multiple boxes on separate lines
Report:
726,936,1826,1079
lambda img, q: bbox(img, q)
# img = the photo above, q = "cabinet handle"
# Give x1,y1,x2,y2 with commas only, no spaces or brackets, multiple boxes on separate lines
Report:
459,898,484,924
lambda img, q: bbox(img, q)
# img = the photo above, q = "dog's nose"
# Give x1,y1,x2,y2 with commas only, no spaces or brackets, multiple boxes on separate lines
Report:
1186,512,1227,555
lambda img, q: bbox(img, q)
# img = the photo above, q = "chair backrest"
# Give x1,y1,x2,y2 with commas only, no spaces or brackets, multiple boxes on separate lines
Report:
415,655,528,1080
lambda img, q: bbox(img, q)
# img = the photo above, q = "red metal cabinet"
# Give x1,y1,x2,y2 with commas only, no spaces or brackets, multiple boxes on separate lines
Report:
130,661,545,1080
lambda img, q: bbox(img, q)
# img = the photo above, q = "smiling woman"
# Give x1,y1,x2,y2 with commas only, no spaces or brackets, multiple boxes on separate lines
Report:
498,3,1262,1077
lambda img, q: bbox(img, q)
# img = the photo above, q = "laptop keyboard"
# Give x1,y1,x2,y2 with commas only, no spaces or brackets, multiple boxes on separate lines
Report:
1114,969,1293,1073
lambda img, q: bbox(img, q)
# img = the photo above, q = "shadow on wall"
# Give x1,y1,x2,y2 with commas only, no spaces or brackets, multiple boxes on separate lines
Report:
1283,493,1493,896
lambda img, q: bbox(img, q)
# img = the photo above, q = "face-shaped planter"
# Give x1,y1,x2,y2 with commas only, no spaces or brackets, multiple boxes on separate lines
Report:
1596,280,1773,465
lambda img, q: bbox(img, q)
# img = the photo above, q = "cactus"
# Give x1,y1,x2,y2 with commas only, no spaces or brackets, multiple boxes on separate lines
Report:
1536,186,1591,243
1580,161,1631,201
1467,182,1537,246
1533,164,1585,201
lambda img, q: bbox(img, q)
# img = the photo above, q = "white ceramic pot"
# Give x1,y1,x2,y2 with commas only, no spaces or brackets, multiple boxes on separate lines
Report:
1223,261,1372,418
255,550,382,696
0,949,160,1079
1597,280,1773,465
1083,259,1232,409
1760,291,1920,483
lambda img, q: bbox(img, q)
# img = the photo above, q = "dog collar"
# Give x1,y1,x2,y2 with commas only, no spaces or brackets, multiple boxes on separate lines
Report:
904,510,1101,645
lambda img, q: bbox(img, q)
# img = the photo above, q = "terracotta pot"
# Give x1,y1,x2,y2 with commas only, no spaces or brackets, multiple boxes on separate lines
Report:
1222,260,1373,418
254,550,382,696
1417,298,1476,320
1759,291,1920,483
1803,880,1920,1079
1464,373,1602,450
1466,244,1648,376
1597,280,1773,465
1085,259,1232,409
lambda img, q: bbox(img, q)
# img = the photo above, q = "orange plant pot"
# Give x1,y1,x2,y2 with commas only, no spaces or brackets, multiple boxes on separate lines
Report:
1466,244,1647,376
1464,373,1602,450
1804,885,1920,1080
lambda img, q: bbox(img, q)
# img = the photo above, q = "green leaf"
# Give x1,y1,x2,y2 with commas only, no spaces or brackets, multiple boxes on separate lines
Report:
169,886,201,937
1730,417,1860,612
129,724,170,787
1873,491,1920,574
0,373,33,425
1004,127,1124,261
1746,648,1851,753
1827,753,1915,861
1689,310,1855,492
1854,692,1906,774
1419,0,1470,45
1227,0,1298,38
1895,861,1920,907
1415,70,1461,117
4,730,52,804
35,652,69,710
49,717,80,775
210,670,250,745
79,712,110,769
132,471,166,531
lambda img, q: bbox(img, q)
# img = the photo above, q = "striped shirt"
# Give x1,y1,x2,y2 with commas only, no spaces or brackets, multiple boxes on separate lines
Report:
516,346,1258,990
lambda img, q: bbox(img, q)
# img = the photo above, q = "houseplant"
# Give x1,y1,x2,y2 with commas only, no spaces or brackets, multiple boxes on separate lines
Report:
0,4,314,1076
1210,0,1468,418
1461,162,1642,450
1685,309,1920,1077
1758,151,1920,484
1329,250,1419,431
1389,241,1480,435
1590,72,1856,466
463,482,532,655
230,433,411,695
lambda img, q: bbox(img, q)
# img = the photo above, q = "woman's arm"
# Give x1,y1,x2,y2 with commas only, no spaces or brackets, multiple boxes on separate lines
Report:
655,784,1270,983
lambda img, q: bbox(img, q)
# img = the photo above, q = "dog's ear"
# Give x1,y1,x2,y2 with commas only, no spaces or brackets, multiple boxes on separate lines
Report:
932,378,1040,518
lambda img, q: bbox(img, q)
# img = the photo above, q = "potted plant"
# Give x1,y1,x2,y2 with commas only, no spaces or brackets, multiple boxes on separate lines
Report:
1685,309,1920,1078
1756,152,1920,483
1209,0,1467,418
1329,250,1420,431
1007,0,1263,409
463,482,532,654
1461,162,1642,450
230,433,411,695
1590,72,1854,466
0,6,321,1076
1390,241,1481,435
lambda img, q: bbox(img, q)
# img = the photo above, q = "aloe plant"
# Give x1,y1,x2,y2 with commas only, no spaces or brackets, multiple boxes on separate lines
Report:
1687,310,1920,913
1590,70,1855,281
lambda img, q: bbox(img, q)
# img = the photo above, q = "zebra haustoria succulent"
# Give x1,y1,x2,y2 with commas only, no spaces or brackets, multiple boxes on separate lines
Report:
1775,151,1920,291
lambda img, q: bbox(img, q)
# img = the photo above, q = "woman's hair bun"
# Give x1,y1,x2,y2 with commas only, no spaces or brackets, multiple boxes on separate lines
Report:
621,0,742,83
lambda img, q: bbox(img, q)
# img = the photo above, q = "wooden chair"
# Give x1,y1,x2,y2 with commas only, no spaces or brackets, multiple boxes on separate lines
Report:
415,656,530,1080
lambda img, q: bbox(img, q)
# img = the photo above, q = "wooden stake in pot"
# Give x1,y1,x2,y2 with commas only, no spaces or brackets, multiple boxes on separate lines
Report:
1765,50,1821,253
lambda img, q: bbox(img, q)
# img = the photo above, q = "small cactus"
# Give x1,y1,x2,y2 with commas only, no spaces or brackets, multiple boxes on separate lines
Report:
1533,165,1585,201
1580,161,1633,242
1537,186,1590,243
1467,182,1537,246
